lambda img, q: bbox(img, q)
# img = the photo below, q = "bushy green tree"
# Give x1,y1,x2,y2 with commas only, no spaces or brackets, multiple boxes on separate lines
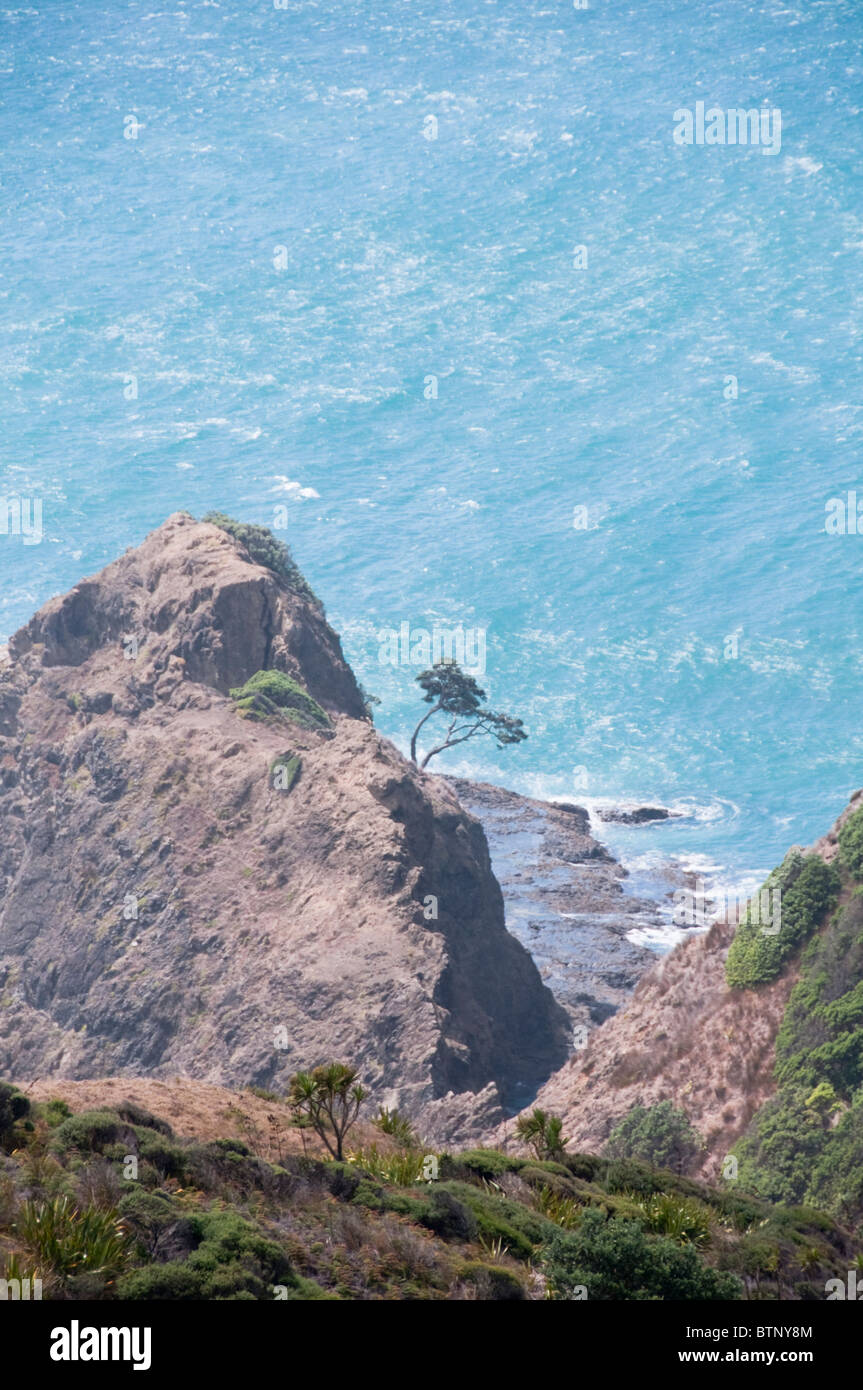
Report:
605,1101,701,1174
544,1207,741,1300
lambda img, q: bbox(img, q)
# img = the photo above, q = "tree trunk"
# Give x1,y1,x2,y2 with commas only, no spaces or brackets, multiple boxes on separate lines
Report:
410,703,439,764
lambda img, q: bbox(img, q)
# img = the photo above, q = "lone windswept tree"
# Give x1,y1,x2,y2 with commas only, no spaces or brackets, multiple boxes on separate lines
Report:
409,661,527,770
287,1063,367,1162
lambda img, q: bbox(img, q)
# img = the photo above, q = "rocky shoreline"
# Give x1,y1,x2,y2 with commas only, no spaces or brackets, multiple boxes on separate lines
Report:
447,778,667,1045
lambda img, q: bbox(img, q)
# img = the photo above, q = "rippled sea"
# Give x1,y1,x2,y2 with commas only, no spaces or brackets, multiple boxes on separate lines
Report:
2,0,862,898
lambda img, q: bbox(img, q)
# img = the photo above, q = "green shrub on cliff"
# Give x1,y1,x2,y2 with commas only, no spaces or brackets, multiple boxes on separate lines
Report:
118,1190,197,1261
423,1180,549,1258
230,670,330,731
724,852,839,989
50,1108,188,1187
202,513,319,607
270,751,302,792
733,892,863,1220
52,1110,125,1154
838,805,863,880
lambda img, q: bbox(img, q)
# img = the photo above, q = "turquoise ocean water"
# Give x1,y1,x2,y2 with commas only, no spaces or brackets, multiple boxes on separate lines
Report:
1,0,862,903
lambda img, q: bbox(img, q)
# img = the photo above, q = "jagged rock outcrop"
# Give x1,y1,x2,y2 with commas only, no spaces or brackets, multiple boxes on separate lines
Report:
0,514,569,1136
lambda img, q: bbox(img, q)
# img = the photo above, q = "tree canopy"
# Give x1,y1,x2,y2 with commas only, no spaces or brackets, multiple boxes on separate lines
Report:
409,661,527,770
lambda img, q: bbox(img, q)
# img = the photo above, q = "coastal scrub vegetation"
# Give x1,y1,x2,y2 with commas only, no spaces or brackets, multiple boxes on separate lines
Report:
724,852,839,990
838,805,863,880
543,1206,738,1300
0,1078,856,1301
733,891,863,1222
604,1101,702,1174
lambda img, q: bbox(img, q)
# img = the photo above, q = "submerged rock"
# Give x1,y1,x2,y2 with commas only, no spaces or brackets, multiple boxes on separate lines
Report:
598,805,677,825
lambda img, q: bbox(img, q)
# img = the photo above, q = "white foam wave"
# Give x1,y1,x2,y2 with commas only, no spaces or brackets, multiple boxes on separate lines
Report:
784,155,822,175
270,477,320,499
627,923,691,952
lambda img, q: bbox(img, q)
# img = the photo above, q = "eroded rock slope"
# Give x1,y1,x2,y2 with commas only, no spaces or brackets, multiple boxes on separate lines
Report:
0,514,570,1140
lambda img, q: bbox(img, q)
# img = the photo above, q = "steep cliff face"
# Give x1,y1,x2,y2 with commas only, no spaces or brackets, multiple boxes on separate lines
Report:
517,915,794,1179
0,514,569,1137
512,796,863,1184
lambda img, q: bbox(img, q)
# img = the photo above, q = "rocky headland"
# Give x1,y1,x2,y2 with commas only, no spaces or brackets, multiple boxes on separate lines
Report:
4,513,860,1234
0,513,575,1143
